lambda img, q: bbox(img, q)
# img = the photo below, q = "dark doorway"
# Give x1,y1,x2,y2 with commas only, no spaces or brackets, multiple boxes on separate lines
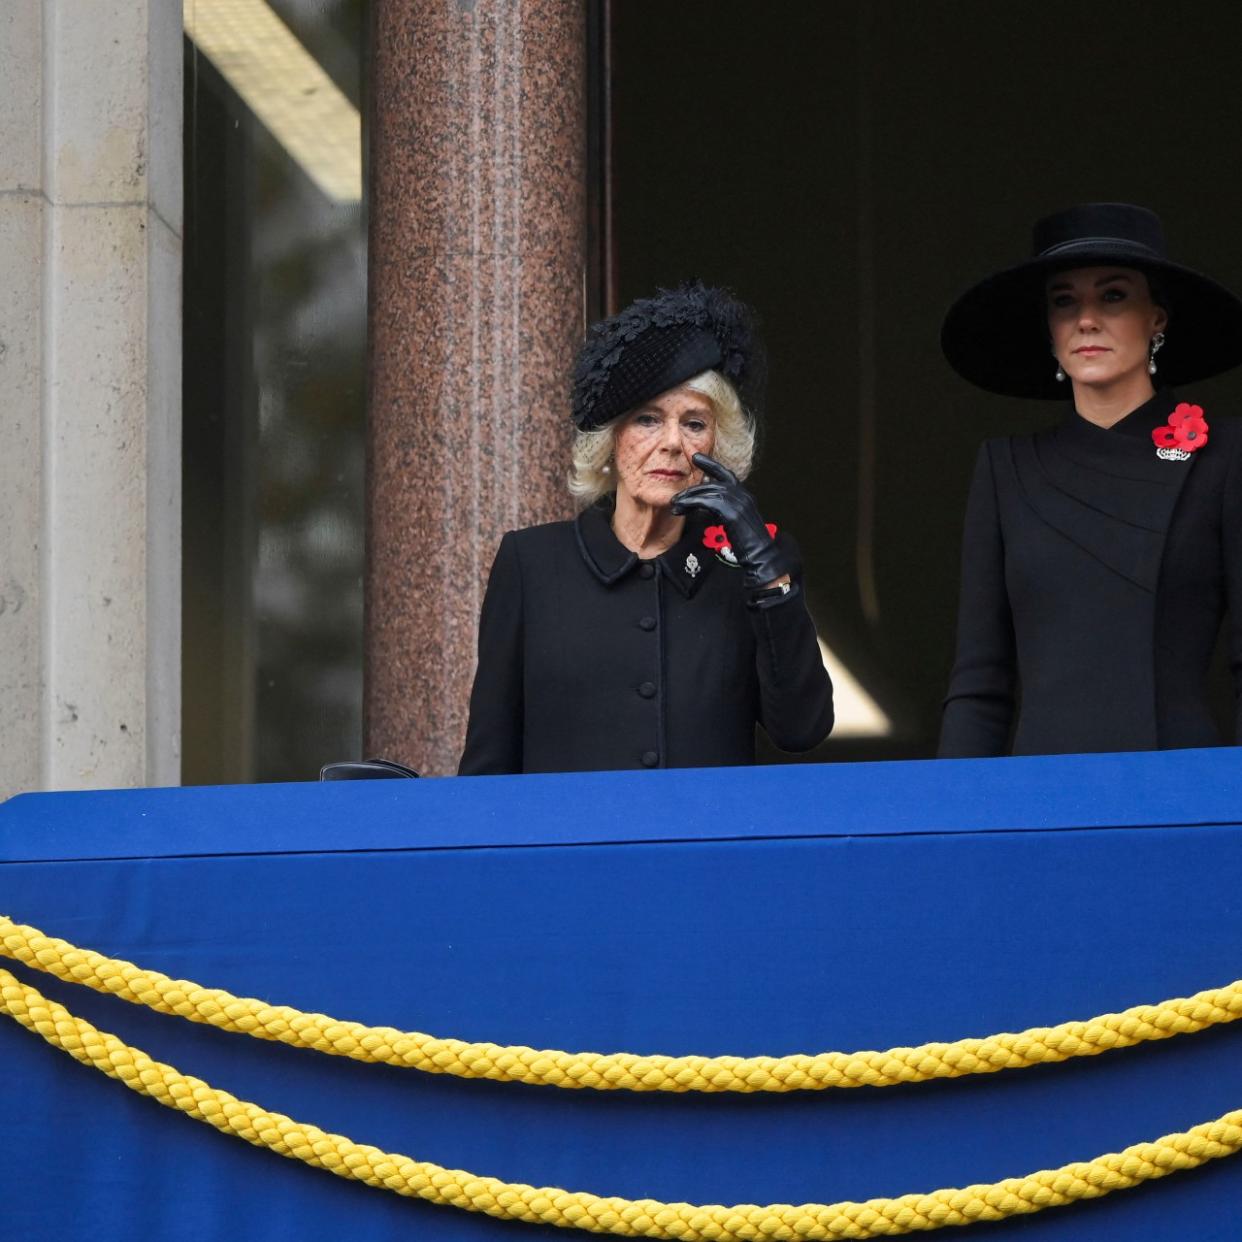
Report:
609,0,1242,760
183,2,368,784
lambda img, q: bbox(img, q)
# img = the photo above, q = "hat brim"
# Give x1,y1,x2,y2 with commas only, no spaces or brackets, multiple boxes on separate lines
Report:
941,247,1242,399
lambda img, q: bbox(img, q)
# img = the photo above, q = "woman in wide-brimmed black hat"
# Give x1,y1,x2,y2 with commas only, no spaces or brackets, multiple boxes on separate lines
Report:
939,202,1242,757
458,283,834,775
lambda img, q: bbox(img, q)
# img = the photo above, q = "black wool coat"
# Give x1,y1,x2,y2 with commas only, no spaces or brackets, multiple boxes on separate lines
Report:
458,505,834,774
939,389,1242,757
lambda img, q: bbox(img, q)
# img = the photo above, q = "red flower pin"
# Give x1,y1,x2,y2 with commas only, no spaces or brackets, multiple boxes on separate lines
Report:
702,523,777,552
703,523,778,564
1152,403,1209,455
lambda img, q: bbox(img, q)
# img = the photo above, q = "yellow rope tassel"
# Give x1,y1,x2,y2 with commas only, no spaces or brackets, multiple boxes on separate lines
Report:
2,965,1240,1239
3,913,1241,1093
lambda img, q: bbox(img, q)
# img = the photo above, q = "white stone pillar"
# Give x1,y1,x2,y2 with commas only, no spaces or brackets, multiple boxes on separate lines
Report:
0,2,182,798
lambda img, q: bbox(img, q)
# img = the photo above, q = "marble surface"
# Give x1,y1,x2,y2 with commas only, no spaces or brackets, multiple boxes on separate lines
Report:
367,0,585,775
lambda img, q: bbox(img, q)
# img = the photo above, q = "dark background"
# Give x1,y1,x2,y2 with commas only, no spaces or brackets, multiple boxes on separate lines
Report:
611,0,1242,760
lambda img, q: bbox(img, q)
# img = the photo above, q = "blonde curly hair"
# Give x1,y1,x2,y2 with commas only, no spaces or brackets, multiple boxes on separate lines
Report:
568,370,756,506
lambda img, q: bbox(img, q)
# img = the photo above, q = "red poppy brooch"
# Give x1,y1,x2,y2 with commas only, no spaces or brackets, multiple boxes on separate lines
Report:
703,523,777,566
1152,403,1209,461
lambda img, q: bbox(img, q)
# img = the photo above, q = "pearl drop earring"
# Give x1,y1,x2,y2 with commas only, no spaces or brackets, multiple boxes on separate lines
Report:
1148,331,1166,376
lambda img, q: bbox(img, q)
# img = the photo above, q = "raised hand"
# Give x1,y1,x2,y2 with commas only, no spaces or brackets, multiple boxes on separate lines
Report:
671,453,793,590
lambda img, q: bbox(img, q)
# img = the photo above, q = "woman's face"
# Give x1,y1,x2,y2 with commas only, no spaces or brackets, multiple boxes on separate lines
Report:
613,385,716,510
1046,266,1168,390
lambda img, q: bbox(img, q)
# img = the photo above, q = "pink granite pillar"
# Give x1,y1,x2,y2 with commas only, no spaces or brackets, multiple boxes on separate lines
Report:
366,0,585,774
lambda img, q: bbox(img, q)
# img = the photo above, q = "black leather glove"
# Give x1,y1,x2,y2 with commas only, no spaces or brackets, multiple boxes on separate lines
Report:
671,453,793,590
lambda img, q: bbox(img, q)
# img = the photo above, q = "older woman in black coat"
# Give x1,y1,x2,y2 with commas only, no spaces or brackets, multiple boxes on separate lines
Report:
459,284,834,775
939,203,1242,757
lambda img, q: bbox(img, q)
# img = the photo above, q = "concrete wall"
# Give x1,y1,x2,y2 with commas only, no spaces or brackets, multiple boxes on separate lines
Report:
0,2,182,798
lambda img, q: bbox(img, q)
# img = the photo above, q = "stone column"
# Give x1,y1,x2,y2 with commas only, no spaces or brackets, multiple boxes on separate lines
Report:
0,2,182,799
367,0,585,775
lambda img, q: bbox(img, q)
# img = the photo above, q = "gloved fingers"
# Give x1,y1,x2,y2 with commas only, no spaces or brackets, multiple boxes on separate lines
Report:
669,483,730,516
671,483,729,505
691,452,739,486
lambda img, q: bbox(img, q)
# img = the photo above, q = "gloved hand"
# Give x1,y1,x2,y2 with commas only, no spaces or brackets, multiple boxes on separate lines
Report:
671,453,793,590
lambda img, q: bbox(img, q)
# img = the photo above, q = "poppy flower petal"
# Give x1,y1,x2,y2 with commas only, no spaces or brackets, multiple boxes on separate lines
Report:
1155,404,1210,454
1173,415,1208,445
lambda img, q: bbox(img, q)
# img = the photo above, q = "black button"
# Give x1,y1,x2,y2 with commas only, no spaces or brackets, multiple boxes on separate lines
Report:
641,750,659,767
638,616,656,632
637,681,656,699
638,563,655,579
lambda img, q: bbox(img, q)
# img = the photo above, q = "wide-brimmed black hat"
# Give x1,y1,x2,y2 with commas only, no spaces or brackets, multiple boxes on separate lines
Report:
570,282,762,430
941,202,1242,399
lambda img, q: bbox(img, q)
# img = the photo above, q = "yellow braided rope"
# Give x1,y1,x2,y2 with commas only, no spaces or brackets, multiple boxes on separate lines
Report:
2,965,1239,1239
3,913,1241,1093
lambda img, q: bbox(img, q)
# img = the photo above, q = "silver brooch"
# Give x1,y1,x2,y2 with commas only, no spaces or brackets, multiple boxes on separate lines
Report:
684,553,701,578
1156,447,1192,462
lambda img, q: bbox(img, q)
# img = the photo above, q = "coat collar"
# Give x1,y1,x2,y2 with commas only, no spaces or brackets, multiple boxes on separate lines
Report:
574,503,716,598
1011,387,1199,593
1101,387,1180,439
1055,389,1189,477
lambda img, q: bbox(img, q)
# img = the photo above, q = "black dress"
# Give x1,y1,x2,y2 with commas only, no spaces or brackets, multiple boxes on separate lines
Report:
940,390,1242,757
459,505,834,774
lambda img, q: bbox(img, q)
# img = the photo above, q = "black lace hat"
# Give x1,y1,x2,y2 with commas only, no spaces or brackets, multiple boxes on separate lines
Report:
941,203,1242,399
571,282,762,430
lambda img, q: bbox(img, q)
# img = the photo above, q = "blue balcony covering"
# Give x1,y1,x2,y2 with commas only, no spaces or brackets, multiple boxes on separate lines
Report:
3,748,1242,1240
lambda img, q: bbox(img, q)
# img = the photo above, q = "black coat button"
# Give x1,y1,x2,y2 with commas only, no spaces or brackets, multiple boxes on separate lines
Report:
638,563,655,579
641,750,659,767
637,681,656,698
638,616,656,631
